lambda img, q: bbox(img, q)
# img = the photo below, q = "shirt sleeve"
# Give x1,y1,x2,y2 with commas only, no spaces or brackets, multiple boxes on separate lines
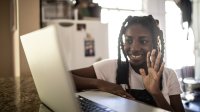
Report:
93,59,117,83
167,69,183,95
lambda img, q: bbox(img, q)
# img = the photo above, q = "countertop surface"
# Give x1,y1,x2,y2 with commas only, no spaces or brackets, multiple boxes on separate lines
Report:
0,75,41,112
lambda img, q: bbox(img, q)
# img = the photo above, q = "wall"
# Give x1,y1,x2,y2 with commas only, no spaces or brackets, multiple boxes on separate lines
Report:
0,0,40,77
143,0,166,32
192,0,200,80
18,0,40,76
0,0,14,77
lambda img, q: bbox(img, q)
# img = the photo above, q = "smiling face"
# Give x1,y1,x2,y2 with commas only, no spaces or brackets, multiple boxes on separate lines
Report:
123,24,153,66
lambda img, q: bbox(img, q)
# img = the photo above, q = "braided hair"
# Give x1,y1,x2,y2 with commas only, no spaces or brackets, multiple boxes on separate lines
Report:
116,15,165,90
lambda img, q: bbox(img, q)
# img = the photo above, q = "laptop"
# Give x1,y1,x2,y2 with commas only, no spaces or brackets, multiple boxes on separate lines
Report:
20,24,168,112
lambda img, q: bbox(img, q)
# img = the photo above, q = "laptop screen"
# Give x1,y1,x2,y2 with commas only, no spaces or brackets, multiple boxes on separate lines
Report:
20,25,80,112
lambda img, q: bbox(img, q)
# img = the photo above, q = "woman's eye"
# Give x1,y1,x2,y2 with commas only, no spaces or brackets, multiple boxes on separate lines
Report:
140,40,148,44
125,38,132,44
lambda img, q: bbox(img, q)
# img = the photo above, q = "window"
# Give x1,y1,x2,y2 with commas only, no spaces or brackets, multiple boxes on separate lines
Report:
93,0,143,10
93,0,144,58
165,0,195,69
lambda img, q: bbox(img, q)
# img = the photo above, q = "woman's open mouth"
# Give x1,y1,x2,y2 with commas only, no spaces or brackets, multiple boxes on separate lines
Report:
129,54,143,60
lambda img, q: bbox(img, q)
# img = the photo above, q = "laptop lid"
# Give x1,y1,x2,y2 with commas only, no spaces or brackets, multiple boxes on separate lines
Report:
20,25,80,112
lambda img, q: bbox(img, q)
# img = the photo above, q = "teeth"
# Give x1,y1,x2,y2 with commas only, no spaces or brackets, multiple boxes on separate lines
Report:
130,55,142,59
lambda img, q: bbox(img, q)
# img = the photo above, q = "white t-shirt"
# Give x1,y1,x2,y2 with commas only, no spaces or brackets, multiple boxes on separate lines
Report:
93,59,182,104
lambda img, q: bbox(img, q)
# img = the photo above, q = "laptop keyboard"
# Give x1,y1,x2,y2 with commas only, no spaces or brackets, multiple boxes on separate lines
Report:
78,96,116,112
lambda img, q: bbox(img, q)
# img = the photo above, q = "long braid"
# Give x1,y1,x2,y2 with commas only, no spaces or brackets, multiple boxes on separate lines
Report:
116,15,165,91
117,16,132,88
158,29,165,90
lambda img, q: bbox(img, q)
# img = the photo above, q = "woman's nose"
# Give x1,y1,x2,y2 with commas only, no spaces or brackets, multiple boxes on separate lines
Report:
130,41,141,51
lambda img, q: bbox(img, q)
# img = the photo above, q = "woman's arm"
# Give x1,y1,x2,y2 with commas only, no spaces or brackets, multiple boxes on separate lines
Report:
152,93,185,112
140,50,185,111
151,92,174,111
169,94,185,112
71,66,134,99
70,66,98,91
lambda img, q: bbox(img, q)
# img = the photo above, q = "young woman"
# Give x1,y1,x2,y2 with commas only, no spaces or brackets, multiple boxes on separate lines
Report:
71,15,185,112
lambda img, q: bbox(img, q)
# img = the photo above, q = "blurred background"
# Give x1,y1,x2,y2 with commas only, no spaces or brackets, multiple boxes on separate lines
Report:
0,0,200,111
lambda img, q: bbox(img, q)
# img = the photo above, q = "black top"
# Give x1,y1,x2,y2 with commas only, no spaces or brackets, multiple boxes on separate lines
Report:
126,89,157,107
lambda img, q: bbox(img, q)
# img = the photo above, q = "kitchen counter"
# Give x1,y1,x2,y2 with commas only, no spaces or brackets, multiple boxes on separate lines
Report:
1,74,200,112
0,75,41,112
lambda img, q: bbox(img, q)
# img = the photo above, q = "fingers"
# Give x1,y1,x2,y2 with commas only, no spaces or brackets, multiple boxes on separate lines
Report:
112,89,134,99
154,52,162,71
146,49,164,79
150,49,156,67
146,51,151,68
149,68,158,80
120,92,135,100
157,62,165,78
147,49,162,71
99,82,135,100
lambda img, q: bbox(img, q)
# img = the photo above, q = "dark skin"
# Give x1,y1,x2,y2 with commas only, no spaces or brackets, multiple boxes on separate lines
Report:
71,24,185,112
72,67,134,99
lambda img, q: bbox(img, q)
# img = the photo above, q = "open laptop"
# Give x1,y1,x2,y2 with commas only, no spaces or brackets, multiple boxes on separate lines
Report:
20,24,168,112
